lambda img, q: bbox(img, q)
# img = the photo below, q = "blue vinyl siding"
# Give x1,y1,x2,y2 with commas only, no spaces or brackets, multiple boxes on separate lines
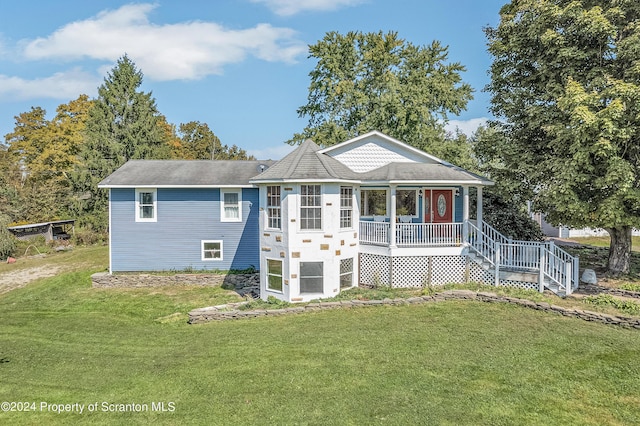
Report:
110,188,259,272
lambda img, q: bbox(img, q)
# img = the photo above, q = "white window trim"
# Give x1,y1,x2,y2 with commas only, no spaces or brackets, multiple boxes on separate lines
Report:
299,184,322,231
201,240,223,261
135,188,157,222
340,186,353,229
396,188,419,217
360,188,388,218
266,185,282,230
266,258,284,293
221,189,242,222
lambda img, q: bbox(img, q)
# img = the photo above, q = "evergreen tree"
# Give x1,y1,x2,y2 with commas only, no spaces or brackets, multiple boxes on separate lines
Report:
74,55,171,230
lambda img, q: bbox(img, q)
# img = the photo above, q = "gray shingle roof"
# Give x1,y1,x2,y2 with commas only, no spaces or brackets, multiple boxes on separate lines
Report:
359,162,492,184
250,139,359,182
98,160,276,187
250,139,492,185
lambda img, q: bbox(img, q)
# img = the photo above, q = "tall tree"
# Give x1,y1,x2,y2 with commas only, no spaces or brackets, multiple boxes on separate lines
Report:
171,121,255,160
174,121,222,160
74,55,171,230
3,96,92,224
290,30,473,157
481,0,640,275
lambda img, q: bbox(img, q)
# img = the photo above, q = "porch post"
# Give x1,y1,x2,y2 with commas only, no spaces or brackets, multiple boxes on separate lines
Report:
462,186,469,245
477,186,483,227
476,186,484,251
390,185,397,248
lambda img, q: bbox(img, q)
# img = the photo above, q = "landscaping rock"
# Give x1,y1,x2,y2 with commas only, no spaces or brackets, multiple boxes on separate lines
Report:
581,269,598,285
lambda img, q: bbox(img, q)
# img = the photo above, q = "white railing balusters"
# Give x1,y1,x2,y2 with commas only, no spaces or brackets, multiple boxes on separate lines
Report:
360,219,579,295
467,220,579,296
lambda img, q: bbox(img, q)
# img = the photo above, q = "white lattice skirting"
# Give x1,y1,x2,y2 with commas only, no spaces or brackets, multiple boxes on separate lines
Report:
360,253,539,291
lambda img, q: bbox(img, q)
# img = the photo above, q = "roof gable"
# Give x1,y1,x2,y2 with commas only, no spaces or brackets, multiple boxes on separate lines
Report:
319,131,447,172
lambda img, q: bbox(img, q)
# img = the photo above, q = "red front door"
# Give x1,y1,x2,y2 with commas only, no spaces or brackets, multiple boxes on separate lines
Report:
431,190,453,223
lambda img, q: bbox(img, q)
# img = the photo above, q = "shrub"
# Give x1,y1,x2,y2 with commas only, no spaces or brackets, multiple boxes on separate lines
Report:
71,227,108,246
0,214,17,260
584,294,640,315
619,283,640,293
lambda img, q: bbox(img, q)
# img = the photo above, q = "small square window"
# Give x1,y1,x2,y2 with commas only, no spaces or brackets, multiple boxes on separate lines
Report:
202,240,223,261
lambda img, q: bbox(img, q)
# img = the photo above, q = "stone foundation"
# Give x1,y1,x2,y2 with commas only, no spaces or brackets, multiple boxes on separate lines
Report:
92,272,259,294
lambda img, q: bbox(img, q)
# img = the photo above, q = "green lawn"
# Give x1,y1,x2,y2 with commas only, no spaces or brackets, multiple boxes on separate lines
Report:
1,248,640,425
570,235,640,252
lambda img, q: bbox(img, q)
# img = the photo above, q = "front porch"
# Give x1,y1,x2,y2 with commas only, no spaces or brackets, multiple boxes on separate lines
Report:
357,219,580,297
359,220,465,247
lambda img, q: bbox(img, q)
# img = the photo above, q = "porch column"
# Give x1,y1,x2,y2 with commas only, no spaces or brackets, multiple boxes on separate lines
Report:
463,186,469,244
477,186,483,227
390,185,397,247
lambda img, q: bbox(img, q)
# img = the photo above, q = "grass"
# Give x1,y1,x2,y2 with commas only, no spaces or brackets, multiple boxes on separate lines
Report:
569,236,640,252
1,247,640,424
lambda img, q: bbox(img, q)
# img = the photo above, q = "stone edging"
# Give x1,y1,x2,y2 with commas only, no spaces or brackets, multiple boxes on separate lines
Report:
188,290,640,329
576,285,640,300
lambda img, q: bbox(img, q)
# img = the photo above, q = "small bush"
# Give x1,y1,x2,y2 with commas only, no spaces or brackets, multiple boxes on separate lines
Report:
584,294,640,315
619,283,640,293
238,295,291,310
0,222,17,260
71,228,108,246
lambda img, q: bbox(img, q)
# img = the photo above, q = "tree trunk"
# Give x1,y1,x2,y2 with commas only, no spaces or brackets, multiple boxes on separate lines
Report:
605,226,632,276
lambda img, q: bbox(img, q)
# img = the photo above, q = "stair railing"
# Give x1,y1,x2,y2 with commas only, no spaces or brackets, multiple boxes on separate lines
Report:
466,220,579,295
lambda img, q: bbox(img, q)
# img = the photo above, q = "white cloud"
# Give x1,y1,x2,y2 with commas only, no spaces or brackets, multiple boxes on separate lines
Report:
247,143,296,160
251,0,365,16
0,68,99,101
444,117,488,137
21,3,307,81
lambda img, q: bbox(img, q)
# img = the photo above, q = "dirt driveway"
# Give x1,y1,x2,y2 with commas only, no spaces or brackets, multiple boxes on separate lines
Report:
0,265,63,295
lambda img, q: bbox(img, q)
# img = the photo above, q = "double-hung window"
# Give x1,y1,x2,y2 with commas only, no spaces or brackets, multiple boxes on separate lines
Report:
267,186,281,229
221,189,241,222
300,185,321,230
135,188,157,222
340,186,353,229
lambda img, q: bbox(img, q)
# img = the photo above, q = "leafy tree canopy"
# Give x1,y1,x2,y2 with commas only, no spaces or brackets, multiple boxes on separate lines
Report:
171,121,255,160
480,0,640,274
290,30,473,158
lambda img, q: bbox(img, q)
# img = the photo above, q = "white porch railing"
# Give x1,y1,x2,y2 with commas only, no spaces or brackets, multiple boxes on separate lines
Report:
467,221,579,296
358,219,580,296
359,221,463,247
396,223,463,247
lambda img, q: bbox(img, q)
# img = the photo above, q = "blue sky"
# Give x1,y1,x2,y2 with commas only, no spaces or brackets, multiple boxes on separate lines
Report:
0,0,506,160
